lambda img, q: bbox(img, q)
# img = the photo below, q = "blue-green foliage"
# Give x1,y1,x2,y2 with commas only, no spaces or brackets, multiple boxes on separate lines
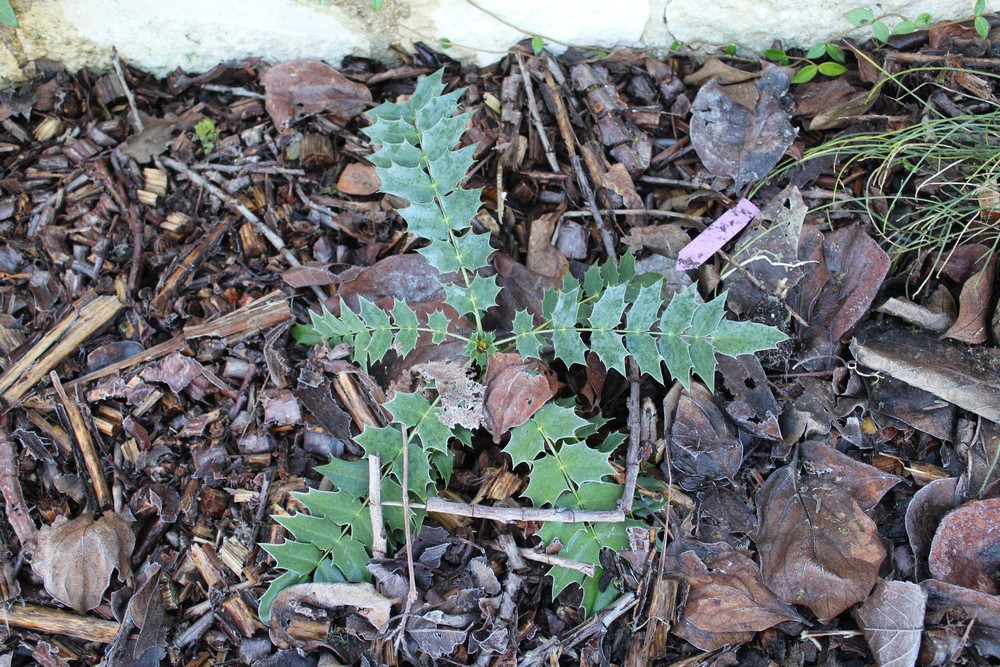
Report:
276,69,788,621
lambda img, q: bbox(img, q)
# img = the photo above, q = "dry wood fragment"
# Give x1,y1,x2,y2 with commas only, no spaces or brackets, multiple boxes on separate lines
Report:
0,294,122,407
0,424,37,547
50,372,112,509
1,603,121,643
158,156,325,302
149,216,232,316
66,291,292,389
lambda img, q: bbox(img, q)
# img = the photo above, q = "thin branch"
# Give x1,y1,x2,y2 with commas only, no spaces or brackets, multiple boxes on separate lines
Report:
518,547,595,577
368,454,387,559
619,358,641,515
399,426,418,610
384,496,625,524
515,53,560,174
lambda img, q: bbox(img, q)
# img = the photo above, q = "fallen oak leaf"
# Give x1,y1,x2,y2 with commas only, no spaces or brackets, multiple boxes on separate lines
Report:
31,513,135,613
663,539,805,651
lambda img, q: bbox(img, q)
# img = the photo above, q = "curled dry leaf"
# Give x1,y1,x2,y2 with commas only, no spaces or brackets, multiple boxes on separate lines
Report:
663,540,805,651
756,466,885,621
267,582,393,649
905,477,959,581
32,512,135,613
854,579,926,667
261,60,372,130
928,497,1000,594
944,253,996,344
482,353,556,443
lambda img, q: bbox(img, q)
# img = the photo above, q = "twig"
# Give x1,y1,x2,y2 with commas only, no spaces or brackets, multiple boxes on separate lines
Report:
541,66,616,256
619,358,641,515
0,424,36,548
111,48,143,133
518,547,595,577
886,52,1000,67
562,208,705,223
201,84,267,99
189,161,305,176
399,426,418,611
515,53,560,173
385,496,625,523
2,603,121,643
157,156,326,302
640,175,701,188
51,372,112,510
368,454,387,559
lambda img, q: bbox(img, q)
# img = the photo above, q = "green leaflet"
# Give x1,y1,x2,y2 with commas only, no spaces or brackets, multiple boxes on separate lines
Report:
258,489,373,623
510,264,788,391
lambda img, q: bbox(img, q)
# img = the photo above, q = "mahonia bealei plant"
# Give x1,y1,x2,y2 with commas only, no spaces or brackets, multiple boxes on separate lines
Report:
263,70,788,621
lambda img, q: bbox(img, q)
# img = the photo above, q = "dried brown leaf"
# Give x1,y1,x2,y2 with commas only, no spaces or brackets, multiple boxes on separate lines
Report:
797,225,889,369
757,466,885,621
801,440,902,512
482,353,556,442
945,253,996,344
929,497,1000,594
669,383,742,490
526,213,569,280
280,264,338,288
683,57,759,87
717,354,781,441
32,513,135,613
337,162,381,196
690,64,797,189
261,60,372,131
854,579,926,667
664,540,805,651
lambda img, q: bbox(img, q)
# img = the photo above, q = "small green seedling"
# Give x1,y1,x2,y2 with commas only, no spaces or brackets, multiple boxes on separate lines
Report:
194,118,221,154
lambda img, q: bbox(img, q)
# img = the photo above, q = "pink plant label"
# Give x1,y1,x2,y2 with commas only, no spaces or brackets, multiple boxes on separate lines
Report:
675,198,760,271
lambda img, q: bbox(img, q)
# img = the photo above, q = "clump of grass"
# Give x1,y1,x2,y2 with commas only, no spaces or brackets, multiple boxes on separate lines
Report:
761,66,1000,290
